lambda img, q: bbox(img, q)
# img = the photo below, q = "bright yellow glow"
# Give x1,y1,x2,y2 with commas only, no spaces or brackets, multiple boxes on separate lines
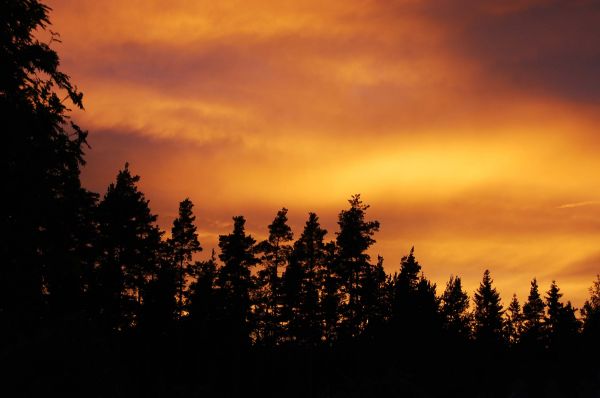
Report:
46,0,600,307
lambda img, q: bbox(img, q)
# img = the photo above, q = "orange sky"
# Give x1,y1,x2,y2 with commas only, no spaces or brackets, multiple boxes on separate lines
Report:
45,0,600,307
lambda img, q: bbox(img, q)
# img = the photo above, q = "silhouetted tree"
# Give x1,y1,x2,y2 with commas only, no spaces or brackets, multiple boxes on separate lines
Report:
391,247,421,333
581,275,600,352
95,164,162,331
255,208,293,344
169,198,202,317
504,294,522,346
335,195,380,337
440,275,471,339
473,270,504,348
140,243,177,335
186,250,218,338
0,0,95,339
216,216,259,346
322,241,341,345
521,278,545,350
284,213,328,345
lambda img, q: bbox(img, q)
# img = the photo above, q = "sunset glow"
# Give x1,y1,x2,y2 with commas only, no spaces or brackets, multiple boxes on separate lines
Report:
47,0,600,306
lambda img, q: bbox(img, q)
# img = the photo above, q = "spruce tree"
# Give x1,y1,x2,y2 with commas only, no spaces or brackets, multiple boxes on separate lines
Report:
504,294,522,346
440,275,471,339
473,270,504,347
521,278,545,349
96,164,163,330
216,216,259,346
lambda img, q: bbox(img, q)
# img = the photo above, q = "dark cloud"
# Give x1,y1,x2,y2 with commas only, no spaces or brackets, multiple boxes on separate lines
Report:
427,0,600,102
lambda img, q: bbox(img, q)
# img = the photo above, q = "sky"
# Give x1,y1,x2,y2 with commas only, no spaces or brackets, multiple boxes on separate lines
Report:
45,0,600,307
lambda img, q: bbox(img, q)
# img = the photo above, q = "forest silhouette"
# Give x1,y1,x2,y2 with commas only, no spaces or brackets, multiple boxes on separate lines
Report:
1,1,599,397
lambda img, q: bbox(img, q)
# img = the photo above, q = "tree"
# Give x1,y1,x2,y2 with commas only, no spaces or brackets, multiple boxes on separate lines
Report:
504,294,522,346
255,208,293,344
440,275,471,339
283,213,328,345
581,275,600,352
544,280,580,350
521,278,545,349
390,247,421,332
186,250,219,338
473,270,504,347
0,0,95,338
169,198,202,317
216,216,259,346
95,164,163,331
335,194,380,337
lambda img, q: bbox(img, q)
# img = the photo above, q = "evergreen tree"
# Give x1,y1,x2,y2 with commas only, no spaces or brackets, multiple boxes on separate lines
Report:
321,241,341,345
359,255,389,337
255,208,293,344
581,275,600,352
96,164,163,330
186,250,219,338
0,0,96,338
521,278,545,349
473,270,504,347
216,216,259,346
504,294,522,346
440,275,471,339
140,242,178,335
288,213,328,345
390,247,422,333
335,194,380,337
169,198,202,317
544,281,579,349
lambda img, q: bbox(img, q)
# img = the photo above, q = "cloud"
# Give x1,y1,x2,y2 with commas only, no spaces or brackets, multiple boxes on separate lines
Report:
46,0,600,307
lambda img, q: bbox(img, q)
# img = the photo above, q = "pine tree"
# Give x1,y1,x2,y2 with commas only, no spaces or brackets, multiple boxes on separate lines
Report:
96,164,163,331
1,0,96,337
440,275,471,339
521,278,545,349
289,213,328,345
186,250,218,338
255,208,293,344
321,241,341,345
216,216,259,346
504,294,522,346
335,195,380,337
169,198,202,317
473,270,504,347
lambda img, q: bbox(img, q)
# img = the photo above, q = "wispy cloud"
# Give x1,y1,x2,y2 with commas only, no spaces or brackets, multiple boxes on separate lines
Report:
557,201,600,209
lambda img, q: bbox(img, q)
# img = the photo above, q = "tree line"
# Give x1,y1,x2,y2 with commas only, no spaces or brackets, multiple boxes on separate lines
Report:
1,1,599,396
